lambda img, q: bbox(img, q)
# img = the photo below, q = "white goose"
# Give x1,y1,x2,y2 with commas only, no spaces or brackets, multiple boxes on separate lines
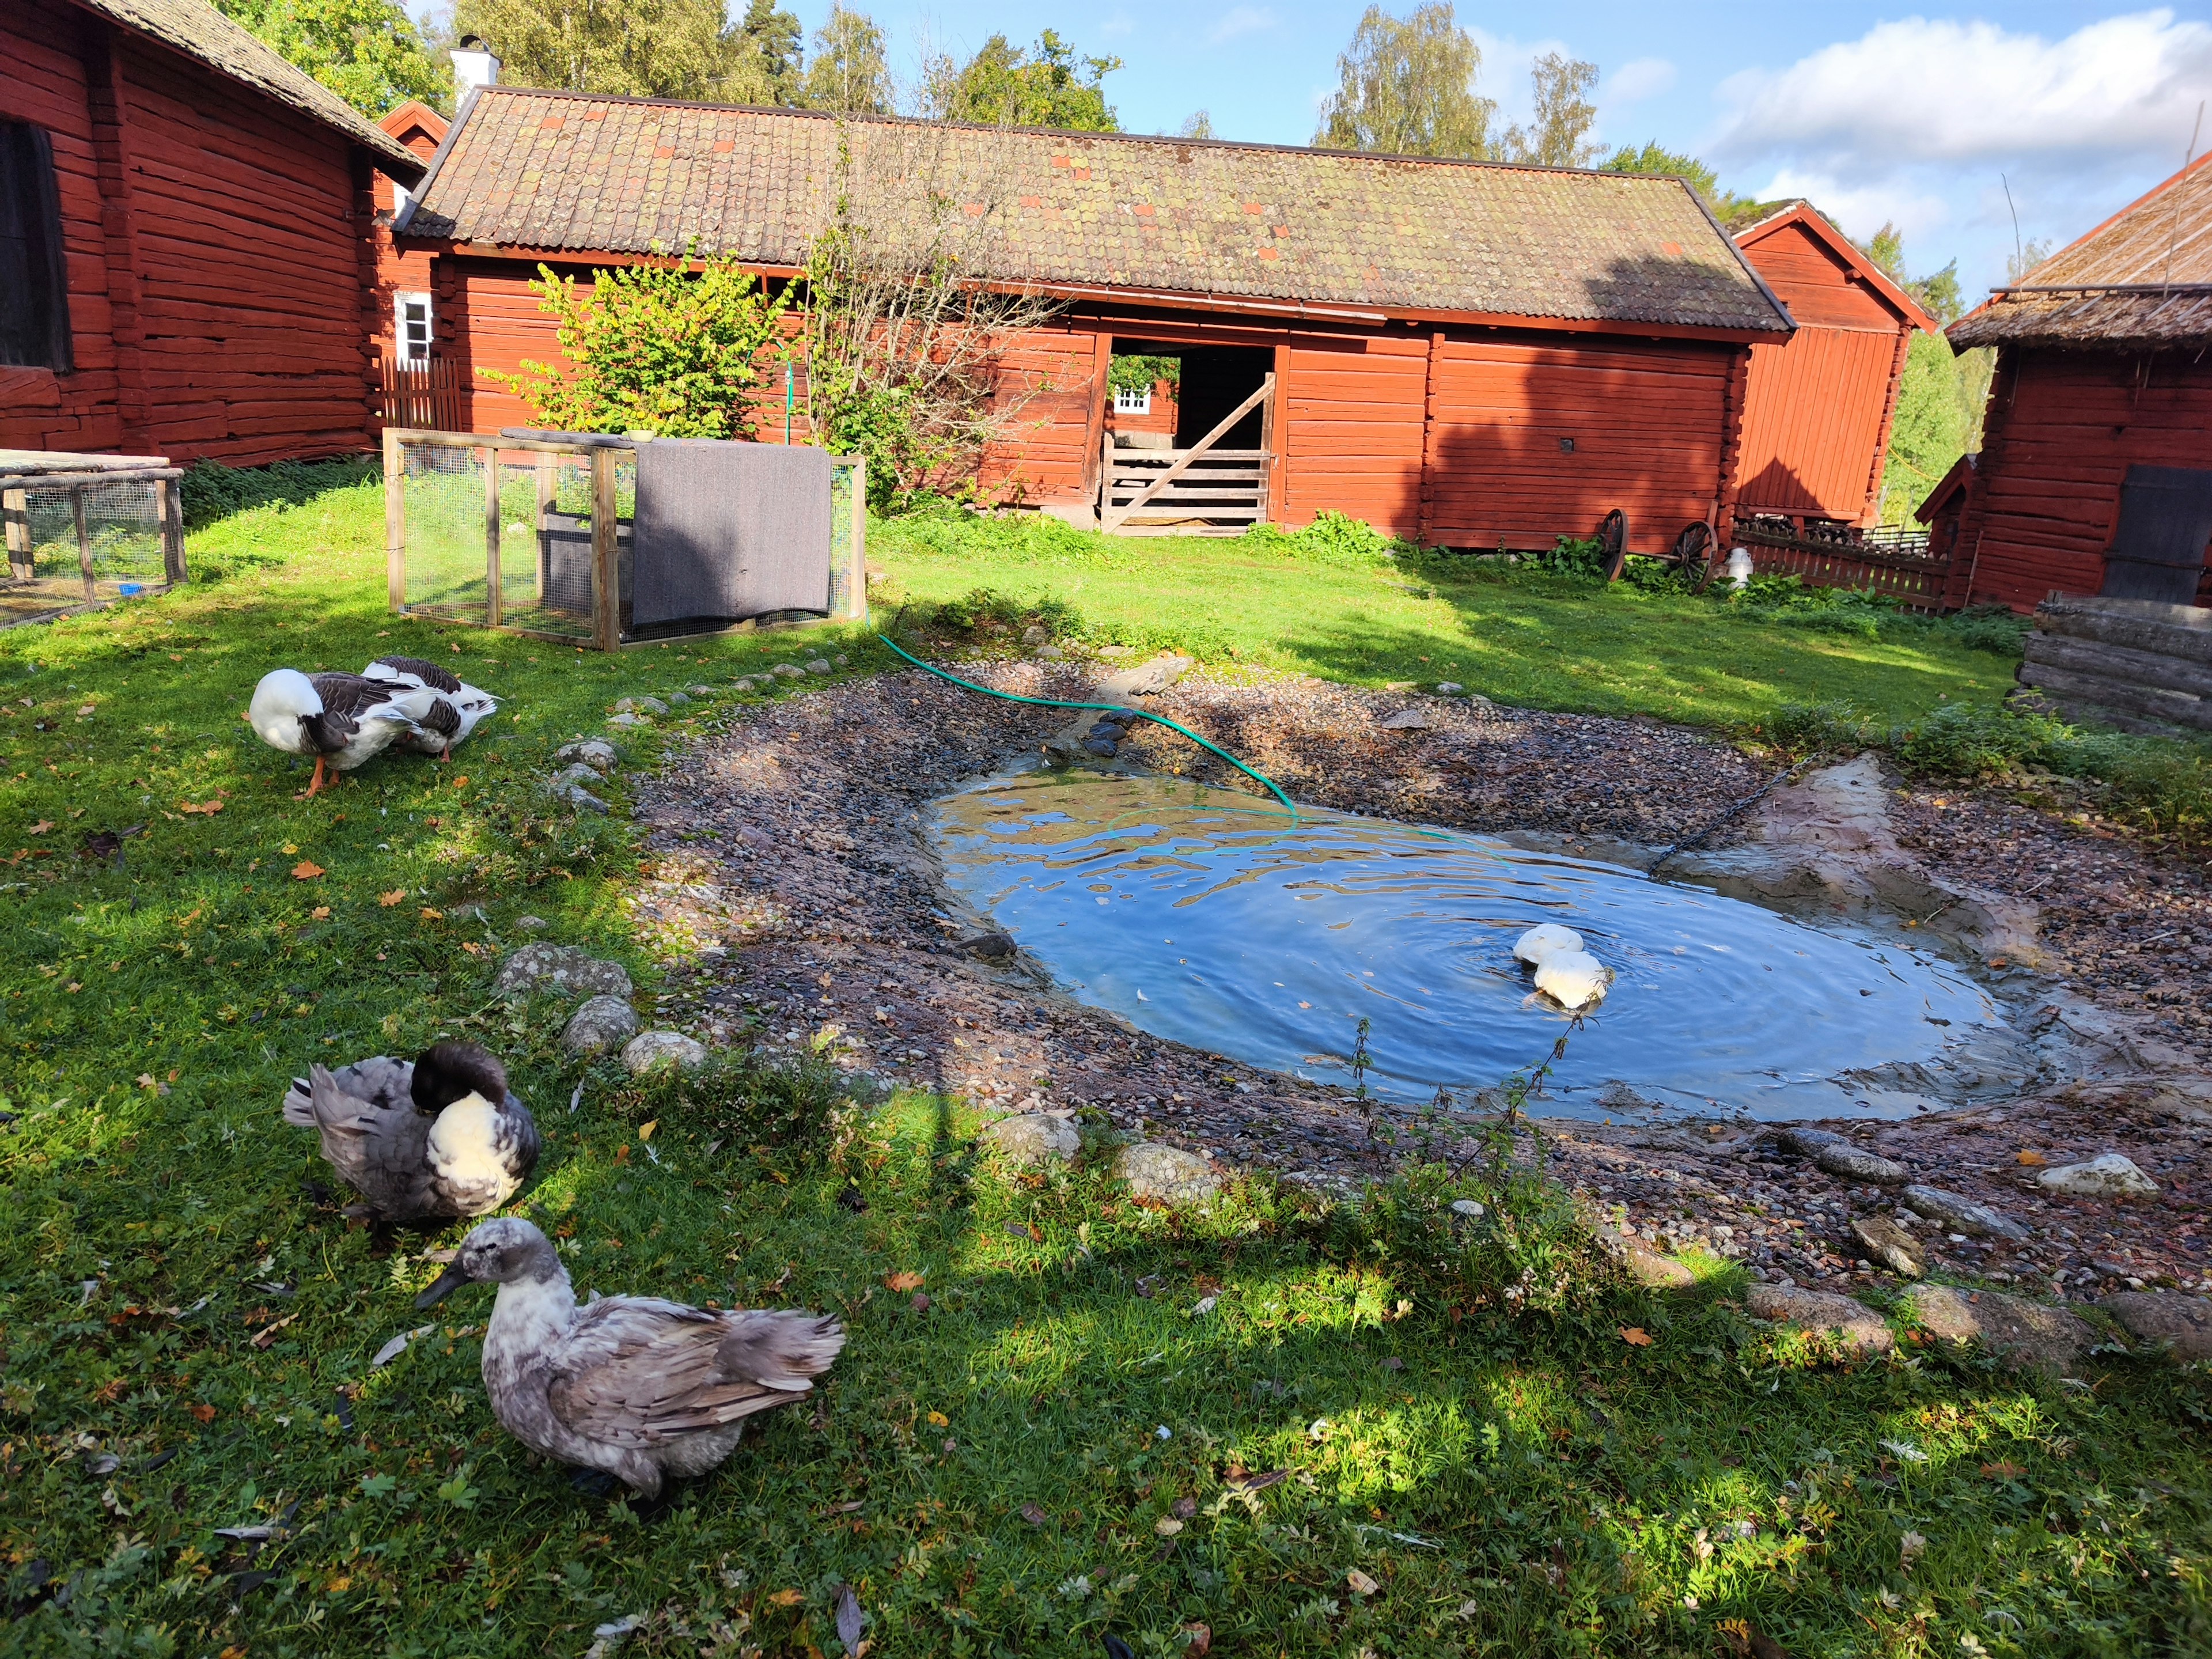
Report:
364,655,500,760
415,1218,845,1498
1512,923,1611,1012
248,669,438,797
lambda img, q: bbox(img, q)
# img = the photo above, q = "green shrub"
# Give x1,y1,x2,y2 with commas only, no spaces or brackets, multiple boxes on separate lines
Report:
1531,533,1609,580
1765,699,1883,753
180,456,380,529
930,586,1086,641
1239,509,1407,569
1888,699,2073,778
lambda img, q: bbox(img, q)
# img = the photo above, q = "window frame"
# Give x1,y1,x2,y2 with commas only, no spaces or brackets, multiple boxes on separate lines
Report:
394,290,434,363
1113,384,1151,415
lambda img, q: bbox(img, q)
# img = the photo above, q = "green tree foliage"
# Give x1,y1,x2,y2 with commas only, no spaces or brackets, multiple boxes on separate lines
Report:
1177,110,1215,139
723,0,804,104
1855,219,1967,324
217,0,451,117
1500,52,1599,168
484,249,790,438
1108,353,1180,393
1599,140,1785,224
1312,2,1495,159
800,6,892,114
454,0,737,99
1878,335,1994,523
930,31,1121,131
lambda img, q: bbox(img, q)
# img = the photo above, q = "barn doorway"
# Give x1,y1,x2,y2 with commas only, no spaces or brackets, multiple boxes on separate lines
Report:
1173,346,1272,448
1100,339,1275,535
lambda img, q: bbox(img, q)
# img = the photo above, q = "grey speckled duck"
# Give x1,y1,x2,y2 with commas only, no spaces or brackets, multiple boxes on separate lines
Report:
282,1043,540,1224
415,1218,844,1497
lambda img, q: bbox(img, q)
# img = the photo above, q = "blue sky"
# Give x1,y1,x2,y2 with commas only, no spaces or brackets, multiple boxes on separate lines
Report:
443,1,2212,296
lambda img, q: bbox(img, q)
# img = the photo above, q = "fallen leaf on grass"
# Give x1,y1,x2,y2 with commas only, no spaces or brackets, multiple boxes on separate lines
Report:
1619,1327,1654,1347
637,1120,657,1141
1345,1568,1379,1596
2016,1150,2047,1166
372,1325,436,1368
1182,1624,1212,1656
419,907,442,921
835,1584,863,1649
766,1588,804,1608
249,1312,300,1349
310,906,331,921
1018,1502,1048,1525
885,1271,924,1292
28,820,52,835
1227,1468,1287,1493
1980,1460,2028,1480
378,890,406,907
926,1411,949,1427
1154,1517,1183,1536
178,800,224,816
291,861,323,880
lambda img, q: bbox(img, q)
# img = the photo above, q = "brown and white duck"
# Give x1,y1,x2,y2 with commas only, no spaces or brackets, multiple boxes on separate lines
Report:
363,655,499,760
415,1217,844,1498
282,1041,541,1224
247,668,439,797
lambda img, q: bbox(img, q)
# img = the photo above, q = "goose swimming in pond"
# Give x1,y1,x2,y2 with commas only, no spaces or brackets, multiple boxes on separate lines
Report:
248,669,440,797
282,1041,541,1224
414,1217,845,1498
1533,948,1611,1012
1513,923,1583,966
364,655,499,760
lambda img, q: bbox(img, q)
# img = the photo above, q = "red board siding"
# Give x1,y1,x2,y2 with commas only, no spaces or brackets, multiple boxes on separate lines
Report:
980,322,1101,502
1735,326,1903,518
1281,332,1427,535
1737,221,1899,331
1423,333,1735,552
1959,344,2212,610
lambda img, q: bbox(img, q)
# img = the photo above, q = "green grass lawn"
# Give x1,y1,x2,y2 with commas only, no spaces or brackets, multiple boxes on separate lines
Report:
870,513,2022,732
3,473,2207,1658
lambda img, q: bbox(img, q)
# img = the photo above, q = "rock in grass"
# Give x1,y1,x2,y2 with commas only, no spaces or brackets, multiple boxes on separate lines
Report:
1851,1215,1927,1277
605,711,646,728
550,779,611,815
1908,1285,2088,1370
984,1113,1080,1167
1596,1228,1695,1289
2099,1291,2212,1360
1775,1126,1910,1186
1900,1183,2029,1241
622,1031,709,1074
552,738,618,773
2037,1153,2160,1198
771,663,806,680
562,995,639,1054
497,944,633,1001
1744,1284,1895,1355
1115,1142,1220,1205
805,659,832,675
613,695,668,715
665,691,691,706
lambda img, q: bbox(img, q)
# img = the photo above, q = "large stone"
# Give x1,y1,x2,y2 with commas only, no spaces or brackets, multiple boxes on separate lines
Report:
551,738,618,773
1744,1285,1895,1355
613,695,668,715
548,779,610,815
983,1113,1080,1167
1596,1228,1695,1289
770,663,805,680
1900,1184,2029,1241
562,995,639,1054
1097,654,1194,699
2037,1153,2160,1198
1908,1285,2088,1370
2100,1291,2212,1360
1777,1126,1910,1187
1851,1215,1927,1278
549,762,605,791
1377,707,1433,731
497,944,634,1000
622,1031,709,1074
1115,1141,1221,1205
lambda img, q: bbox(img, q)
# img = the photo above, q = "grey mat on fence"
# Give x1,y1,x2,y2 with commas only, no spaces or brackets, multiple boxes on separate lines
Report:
632,440,832,628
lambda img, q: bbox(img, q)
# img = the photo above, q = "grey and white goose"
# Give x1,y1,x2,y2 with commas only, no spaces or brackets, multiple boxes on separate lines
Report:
248,668,440,797
282,1041,541,1224
363,655,499,760
415,1217,844,1498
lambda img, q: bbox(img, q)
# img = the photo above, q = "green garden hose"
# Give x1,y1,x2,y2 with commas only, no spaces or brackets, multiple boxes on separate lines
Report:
871,624,1301,819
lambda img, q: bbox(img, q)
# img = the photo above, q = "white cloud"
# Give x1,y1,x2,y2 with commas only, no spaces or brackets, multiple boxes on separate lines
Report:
1207,5,1277,45
1710,10,2212,172
1605,57,1676,109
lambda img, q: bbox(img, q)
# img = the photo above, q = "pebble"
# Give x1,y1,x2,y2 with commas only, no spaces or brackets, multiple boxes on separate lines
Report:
514,915,549,931
1850,1215,1926,1277
622,1031,710,1073
605,711,646,728
1376,707,1431,731
614,695,669,715
495,944,634,1001
687,684,715,697
563,995,641,1054
2036,1153,2160,1197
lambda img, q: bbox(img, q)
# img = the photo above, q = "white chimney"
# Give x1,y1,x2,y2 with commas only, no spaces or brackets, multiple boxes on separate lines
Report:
451,36,500,95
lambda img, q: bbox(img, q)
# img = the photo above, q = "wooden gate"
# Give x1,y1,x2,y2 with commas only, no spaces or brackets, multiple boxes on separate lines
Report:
1100,374,1274,535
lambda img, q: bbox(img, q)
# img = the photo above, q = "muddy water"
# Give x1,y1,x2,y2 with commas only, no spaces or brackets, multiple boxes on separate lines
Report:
929,770,2006,1120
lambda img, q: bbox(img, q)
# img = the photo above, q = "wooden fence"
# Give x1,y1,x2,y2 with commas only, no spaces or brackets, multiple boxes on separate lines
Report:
377,358,471,433
1733,517,1953,610
2018,593,2212,736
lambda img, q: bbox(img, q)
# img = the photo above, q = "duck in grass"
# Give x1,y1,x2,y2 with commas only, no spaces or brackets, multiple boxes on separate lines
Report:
363,654,499,760
415,1217,846,1499
247,668,440,797
283,1041,541,1224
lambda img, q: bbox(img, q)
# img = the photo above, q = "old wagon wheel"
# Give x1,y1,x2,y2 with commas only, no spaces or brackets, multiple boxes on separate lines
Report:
1597,507,1630,581
1672,521,1714,588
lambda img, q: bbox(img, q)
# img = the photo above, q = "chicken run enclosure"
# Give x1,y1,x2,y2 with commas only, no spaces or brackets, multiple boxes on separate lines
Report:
0,452,187,627
382,430,867,649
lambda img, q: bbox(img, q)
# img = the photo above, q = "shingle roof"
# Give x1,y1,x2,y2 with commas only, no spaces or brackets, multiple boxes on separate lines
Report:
69,0,425,179
1950,152,2212,349
400,88,1789,333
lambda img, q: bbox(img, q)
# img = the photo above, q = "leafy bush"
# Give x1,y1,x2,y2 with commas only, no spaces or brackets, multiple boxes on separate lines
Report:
1531,533,1609,580
1764,699,1884,753
930,586,1086,641
1239,510,1407,569
1889,699,2073,778
180,456,380,529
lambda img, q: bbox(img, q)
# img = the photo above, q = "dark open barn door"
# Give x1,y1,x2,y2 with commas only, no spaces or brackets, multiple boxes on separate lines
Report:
2100,464,2212,605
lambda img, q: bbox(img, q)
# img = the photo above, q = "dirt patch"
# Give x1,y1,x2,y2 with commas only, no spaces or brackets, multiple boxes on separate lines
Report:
625,658,2212,1305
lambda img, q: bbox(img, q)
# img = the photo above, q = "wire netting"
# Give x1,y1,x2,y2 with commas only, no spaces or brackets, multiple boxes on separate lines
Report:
829,457,861,620
1,478,171,624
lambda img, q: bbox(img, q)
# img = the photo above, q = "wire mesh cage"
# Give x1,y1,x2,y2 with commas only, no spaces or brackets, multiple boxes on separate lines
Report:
1,460,185,627
384,430,865,649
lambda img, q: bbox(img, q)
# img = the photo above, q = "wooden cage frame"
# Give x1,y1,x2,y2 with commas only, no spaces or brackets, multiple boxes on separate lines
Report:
1,459,187,628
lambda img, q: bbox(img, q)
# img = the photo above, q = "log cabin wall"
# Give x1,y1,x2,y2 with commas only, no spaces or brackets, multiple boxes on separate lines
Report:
1,0,419,463
1952,345,2212,611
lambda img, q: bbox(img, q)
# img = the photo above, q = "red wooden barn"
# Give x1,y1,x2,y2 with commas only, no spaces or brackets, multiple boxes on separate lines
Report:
1944,152,2212,609
1730,202,1938,528
0,0,425,461
394,89,1795,547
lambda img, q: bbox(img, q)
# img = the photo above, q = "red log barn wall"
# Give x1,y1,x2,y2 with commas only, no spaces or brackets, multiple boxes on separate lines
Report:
1729,204,1936,527
395,89,1792,541
1945,151,2212,611
0,0,424,462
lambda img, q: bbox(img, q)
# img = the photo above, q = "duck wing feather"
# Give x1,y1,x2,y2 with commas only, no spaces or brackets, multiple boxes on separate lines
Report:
546,1298,840,1449
366,655,463,694
282,1063,434,1215
284,1054,411,1122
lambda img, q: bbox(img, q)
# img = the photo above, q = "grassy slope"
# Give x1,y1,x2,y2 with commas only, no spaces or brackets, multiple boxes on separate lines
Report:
2,479,2206,1658
870,521,2018,732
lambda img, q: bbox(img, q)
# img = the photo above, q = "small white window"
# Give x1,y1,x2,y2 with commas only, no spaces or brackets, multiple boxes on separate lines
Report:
395,291,433,362
1114,384,1151,415
392,178,412,217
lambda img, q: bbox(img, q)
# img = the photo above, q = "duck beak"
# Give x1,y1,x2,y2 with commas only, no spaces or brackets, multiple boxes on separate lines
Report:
414,1263,474,1309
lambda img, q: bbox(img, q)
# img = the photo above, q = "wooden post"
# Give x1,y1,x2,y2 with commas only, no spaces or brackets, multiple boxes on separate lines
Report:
1417,331,1445,545
1080,332,1111,512
846,456,868,620
73,487,95,602
1269,340,1291,526
384,427,406,612
158,475,184,585
535,452,555,600
1256,373,1277,527
482,446,502,630
3,486,29,582
1099,428,1115,525
590,445,619,651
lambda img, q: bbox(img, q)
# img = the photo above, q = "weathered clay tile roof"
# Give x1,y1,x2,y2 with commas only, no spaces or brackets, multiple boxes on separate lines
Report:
1951,152,2212,349
69,0,425,179
400,88,1790,333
